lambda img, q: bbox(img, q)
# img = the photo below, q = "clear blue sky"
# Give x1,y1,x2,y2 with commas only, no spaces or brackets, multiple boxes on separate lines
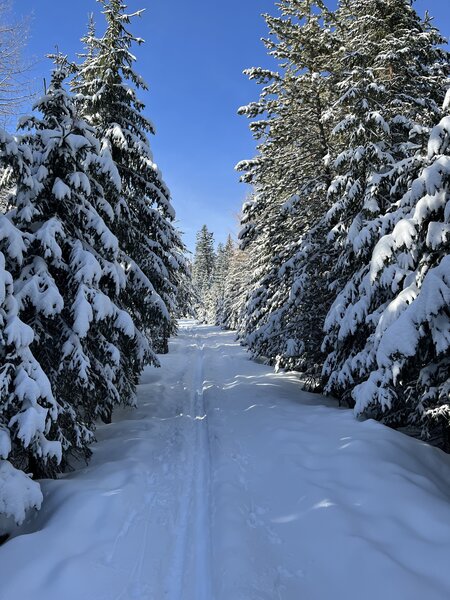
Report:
14,0,450,252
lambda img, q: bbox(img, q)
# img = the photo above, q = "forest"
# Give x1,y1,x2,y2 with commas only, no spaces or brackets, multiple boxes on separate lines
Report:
0,1,449,599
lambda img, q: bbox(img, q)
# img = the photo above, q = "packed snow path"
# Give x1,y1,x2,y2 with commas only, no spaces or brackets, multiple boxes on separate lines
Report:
1,321,450,600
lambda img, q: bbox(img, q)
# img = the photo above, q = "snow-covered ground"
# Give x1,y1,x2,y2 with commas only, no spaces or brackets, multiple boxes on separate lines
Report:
1,321,450,600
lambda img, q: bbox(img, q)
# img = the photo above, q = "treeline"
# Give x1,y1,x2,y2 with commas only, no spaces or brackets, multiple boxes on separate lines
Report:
0,0,187,523
225,1,450,448
191,224,259,331
192,225,234,325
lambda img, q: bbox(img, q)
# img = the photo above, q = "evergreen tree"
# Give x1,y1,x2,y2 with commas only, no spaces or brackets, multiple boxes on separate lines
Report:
74,0,182,355
174,256,197,319
213,235,234,326
192,225,216,321
236,0,449,386
9,59,144,468
222,245,252,332
0,128,61,520
326,107,450,446
322,0,450,402
236,0,336,376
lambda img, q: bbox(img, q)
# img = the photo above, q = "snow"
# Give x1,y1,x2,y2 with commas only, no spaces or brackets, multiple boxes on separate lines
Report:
428,116,450,157
9,405,47,448
4,315,34,349
1,322,450,600
444,89,450,112
67,171,91,195
71,287,93,337
52,178,71,201
0,460,43,525
0,216,27,264
0,430,11,459
375,255,450,364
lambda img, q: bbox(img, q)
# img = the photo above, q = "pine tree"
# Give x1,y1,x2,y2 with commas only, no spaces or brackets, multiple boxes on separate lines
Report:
0,127,61,520
325,106,450,445
222,245,252,332
236,0,336,375
174,256,197,319
9,58,146,468
73,0,182,356
236,0,450,426
192,225,216,321
207,235,234,325
322,0,450,403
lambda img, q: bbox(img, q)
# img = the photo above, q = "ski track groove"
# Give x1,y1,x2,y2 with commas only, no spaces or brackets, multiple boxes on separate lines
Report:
166,328,214,600
193,341,213,600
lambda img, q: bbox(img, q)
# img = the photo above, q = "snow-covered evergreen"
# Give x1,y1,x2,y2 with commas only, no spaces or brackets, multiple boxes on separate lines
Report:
0,128,62,521
174,256,198,320
211,235,234,326
73,0,183,354
234,0,450,443
10,59,147,465
321,0,450,427
235,0,336,377
325,111,450,443
323,0,448,302
192,225,216,321
0,2,193,523
222,244,252,332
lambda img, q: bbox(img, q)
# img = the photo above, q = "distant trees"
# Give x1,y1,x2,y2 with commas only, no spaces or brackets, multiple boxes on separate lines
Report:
193,225,216,297
213,236,234,325
192,226,236,326
222,244,252,332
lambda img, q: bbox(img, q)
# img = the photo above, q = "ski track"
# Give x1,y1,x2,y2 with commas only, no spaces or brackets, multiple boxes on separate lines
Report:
192,340,213,600
165,327,213,600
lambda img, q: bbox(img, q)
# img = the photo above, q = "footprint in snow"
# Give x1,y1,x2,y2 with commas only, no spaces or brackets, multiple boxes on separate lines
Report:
246,507,282,545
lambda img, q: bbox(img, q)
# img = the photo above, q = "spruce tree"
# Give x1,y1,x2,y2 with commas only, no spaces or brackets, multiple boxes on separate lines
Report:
9,59,145,468
74,0,182,355
192,225,216,321
236,0,450,419
0,128,62,519
222,245,252,332
204,235,235,326
322,0,450,403
236,0,336,375
326,107,450,445
174,256,197,319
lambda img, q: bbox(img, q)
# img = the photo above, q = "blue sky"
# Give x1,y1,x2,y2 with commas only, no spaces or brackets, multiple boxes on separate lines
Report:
14,0,450,252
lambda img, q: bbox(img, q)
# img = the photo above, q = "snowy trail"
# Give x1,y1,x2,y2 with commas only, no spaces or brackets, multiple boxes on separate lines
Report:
166,328,213,600
1,321,450,600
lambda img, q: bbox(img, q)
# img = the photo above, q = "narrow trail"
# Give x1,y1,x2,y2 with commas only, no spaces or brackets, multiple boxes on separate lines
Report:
166,330,213,600
190,339,213,600
1,321,450,600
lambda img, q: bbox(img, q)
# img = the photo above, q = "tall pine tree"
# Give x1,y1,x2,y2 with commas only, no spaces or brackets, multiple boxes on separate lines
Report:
0,128,61,520
322,0,450,404
74,0,182,355
236,0,336,377
9,58,145,468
